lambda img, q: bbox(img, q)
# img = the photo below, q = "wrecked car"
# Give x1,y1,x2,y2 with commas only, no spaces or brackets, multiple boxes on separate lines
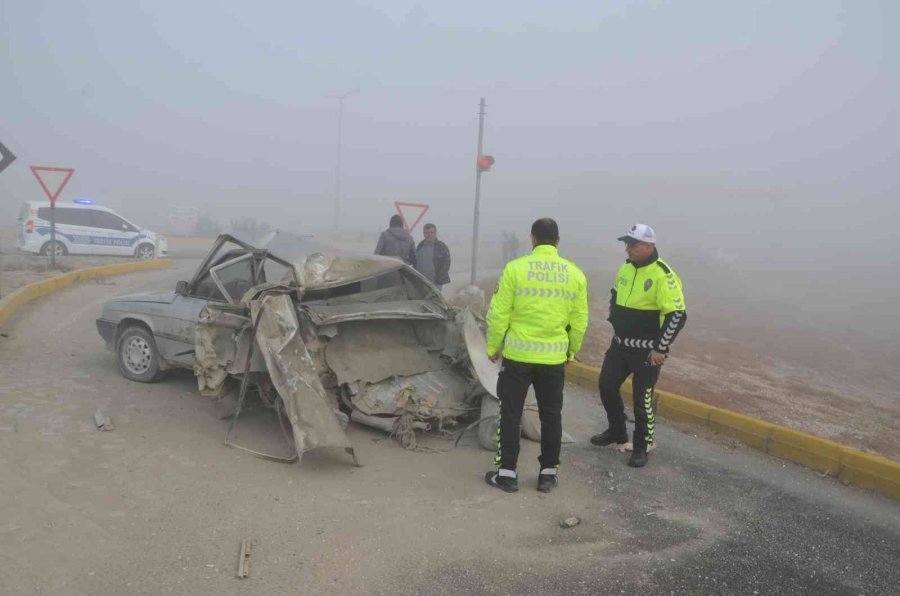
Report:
96,234,506,462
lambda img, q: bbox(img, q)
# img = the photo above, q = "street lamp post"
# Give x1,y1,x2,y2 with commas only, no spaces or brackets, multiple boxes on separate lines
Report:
327,88,359,232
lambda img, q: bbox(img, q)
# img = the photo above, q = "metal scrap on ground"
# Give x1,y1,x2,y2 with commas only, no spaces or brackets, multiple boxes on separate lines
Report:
237,539,252,579
93,409,114,431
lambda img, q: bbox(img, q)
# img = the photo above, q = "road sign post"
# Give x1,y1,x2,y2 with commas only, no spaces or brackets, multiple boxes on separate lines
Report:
0,140,16,175
470,98,493,286
30,166,75,269
393,201,430,233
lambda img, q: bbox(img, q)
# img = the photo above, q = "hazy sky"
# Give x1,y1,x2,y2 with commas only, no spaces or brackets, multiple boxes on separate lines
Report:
1,0,897,258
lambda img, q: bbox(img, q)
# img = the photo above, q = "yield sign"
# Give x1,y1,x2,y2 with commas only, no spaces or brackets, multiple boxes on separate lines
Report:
394,201,430,232
30,166,75,205
0,140,16,175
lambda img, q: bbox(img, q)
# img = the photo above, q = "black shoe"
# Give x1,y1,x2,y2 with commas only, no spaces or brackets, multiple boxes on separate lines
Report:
627,449,649,468
590,429,628,447
537,474,558,493
485,471,519,493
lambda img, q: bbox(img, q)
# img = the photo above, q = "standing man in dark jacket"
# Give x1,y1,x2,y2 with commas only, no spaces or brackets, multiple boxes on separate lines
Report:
415,223,451,290
591,224,687,468
375,214,417,267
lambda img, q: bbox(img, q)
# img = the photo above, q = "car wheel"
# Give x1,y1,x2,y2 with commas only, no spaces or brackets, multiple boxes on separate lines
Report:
135,244,155,260
116,325,164,382
40,241,67,257
478,395,500,451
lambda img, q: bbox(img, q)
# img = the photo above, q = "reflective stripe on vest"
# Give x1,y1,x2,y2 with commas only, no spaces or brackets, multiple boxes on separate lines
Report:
504,337,569,354
515,287,578,300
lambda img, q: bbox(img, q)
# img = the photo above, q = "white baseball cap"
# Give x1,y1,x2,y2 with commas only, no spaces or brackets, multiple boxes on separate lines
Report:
618,223,656,245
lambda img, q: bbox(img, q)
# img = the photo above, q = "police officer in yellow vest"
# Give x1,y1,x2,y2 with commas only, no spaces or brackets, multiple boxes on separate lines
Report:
484,218,589,493
591,224,687,468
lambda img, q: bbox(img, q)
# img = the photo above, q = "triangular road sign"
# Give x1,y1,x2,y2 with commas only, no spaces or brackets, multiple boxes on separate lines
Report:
394,201,430,232
0,140,16,175
30,166,75,205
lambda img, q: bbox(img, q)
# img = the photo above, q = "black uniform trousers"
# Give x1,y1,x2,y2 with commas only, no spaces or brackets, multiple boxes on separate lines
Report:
598,340,661,452
494,358,565,472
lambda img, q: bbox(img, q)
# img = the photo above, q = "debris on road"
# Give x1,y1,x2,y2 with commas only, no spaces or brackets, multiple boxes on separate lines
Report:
93,409,114,431
560,516,581,529
237,539,253,579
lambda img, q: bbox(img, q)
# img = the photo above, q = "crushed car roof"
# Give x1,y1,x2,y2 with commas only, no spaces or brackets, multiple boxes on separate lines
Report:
294,253,408,289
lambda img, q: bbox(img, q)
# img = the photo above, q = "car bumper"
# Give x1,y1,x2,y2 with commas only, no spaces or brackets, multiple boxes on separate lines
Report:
96,318,116,349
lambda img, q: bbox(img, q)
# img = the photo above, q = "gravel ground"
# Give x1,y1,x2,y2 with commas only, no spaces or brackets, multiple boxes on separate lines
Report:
0,263,897,595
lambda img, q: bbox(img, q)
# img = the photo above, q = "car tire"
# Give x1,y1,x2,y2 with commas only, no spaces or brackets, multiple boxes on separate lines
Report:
116,325,164,383
478,395,500,451
135,244,155,260
40,241,67,257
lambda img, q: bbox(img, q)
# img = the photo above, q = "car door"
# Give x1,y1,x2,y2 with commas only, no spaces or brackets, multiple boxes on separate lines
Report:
157,270,227,368
163,253,261,367
163,292,212,367
53,207,99,255
90,210,138,256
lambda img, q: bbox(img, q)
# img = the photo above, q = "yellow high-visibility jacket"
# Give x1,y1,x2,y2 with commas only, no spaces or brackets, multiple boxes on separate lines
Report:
486,245,589,365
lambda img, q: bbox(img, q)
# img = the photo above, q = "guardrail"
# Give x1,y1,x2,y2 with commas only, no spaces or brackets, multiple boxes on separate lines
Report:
566,361,900,502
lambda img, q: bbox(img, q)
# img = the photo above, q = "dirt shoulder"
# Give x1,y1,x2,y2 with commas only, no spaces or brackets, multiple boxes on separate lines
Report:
474,270,900,461
0,250,139,297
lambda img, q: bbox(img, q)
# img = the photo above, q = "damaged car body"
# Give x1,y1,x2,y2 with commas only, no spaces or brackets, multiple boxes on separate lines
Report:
97,235,505,463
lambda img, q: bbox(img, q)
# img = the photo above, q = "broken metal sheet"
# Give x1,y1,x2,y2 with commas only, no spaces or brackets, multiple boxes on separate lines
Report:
93,410,114,431
237,539,252,579
324,320,434,385
195,306,267,396
353,369,474,419
349,410,430,433
195,307,231,396
295,253,405,289
318,284,407,305
250,293,352,459
302,300,448,325
463,309,499,399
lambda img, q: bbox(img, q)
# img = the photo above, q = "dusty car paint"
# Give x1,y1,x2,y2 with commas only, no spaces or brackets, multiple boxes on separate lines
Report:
100,235,507,463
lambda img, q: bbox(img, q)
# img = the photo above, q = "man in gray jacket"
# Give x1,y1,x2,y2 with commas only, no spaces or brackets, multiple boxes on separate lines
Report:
374,215,417,267
415,223,451,290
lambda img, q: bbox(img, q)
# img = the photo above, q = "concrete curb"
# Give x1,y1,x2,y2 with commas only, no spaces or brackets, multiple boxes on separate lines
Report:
566,361,900,502
0,259,174,328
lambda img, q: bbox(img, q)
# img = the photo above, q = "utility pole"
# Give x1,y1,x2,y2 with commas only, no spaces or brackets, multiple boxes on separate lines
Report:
470,98,486,286
327,88,359,232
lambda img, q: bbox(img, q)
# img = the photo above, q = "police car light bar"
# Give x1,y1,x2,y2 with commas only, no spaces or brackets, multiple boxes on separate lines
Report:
75,198,95,205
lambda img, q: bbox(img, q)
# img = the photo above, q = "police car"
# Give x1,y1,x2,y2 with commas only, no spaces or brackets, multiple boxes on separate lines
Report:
16,200,168,259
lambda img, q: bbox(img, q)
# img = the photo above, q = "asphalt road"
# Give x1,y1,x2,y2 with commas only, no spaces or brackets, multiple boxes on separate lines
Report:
0,262,897,596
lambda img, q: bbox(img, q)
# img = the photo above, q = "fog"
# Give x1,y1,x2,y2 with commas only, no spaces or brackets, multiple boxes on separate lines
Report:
2,1,898,340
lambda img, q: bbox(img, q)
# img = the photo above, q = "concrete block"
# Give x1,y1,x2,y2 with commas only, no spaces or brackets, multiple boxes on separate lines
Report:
709,407,774,450
768,427,844,475
839,450,900,501
657,391,711,426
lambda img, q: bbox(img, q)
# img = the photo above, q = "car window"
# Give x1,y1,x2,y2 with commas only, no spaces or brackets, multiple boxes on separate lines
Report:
211,255,256,303
91,210,127,230
36,207,92,226
263,258,294,285
192,272,226,301
60,208,93,226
